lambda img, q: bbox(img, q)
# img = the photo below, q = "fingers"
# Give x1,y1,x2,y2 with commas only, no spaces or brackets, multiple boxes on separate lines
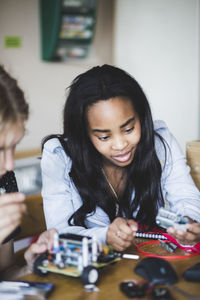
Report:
24,243,47,272
24,242,47,265
187,223,200,234
0,193,26,244
127,220,138,235
0,222,20,244
106,217,137,251
0,210,22,228
0,202,26,218
0,192,25,206
24,229,58,270
167,225,200,244
116,222,135,242
108,227,132,252
0,202,26,228
0,192,26,228
113,236,133,252
37,228,57,251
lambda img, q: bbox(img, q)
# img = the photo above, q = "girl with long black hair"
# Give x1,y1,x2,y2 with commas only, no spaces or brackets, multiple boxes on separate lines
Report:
42,64,200,251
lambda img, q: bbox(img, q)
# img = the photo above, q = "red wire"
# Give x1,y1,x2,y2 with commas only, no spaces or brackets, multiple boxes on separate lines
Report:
135,240,199,260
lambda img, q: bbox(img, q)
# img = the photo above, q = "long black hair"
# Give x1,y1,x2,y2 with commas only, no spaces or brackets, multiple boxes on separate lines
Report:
43,64,166,229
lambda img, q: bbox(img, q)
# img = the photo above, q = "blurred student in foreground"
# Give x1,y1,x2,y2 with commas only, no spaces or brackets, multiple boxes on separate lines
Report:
0,65,56,279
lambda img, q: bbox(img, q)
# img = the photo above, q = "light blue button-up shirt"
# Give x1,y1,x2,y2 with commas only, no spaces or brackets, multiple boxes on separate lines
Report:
41,120,200,244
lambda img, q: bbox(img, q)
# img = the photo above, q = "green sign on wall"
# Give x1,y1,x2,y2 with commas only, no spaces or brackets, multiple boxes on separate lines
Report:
4,36,22,48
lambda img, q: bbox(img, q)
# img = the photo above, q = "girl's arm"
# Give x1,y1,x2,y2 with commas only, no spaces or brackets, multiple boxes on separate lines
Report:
41,139,139,250
158,125,200,243
160,127,200,222
41,139,110,244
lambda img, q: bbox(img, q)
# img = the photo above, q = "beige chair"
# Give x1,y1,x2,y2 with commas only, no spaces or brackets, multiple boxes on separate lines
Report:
15,194,46,241
14,149,46,265
14,194,46,266
186,140,200,190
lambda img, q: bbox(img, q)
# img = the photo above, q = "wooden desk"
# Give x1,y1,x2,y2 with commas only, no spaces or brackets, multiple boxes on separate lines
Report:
17,241,200,300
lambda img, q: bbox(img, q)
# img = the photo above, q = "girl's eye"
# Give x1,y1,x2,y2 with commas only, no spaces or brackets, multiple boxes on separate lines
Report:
125,126,134,134
98,136,109,141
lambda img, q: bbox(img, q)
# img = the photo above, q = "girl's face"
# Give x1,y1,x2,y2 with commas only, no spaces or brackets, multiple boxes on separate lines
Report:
0,120,25,177
87,97,141,168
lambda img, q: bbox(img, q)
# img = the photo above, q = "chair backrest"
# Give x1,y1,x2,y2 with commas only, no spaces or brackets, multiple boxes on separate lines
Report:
15,148,41,160
186,140,200,190
14,148,46,241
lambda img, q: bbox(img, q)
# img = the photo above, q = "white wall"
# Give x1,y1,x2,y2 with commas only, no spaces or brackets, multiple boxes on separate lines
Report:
114,0,200,150
0,0,113,150
0,0,88,150
0,0,199,151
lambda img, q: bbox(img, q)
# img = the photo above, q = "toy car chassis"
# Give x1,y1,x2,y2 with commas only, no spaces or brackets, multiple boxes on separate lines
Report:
34,233,121,285
156,207,189,231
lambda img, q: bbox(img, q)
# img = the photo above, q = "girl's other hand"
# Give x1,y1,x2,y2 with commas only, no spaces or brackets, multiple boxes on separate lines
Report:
106,217,138,252
0,192,25,244
24,228,57,272
167,221,200,245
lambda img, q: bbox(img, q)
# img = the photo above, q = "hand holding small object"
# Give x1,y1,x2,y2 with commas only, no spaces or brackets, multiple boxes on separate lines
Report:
156,207,189,231
24,228,57,272
156,207,200,245
106,217,138,252
0,191,25,244
167,221,200,245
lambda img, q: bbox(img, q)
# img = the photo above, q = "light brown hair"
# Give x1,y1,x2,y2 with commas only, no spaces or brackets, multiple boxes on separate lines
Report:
0,65,29,127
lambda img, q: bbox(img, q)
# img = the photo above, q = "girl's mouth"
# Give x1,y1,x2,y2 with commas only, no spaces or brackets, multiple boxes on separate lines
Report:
112,151,132,163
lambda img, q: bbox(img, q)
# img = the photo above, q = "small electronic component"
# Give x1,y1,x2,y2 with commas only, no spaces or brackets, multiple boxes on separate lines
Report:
120,280,149,298
156,207,189,231
34,233,139,286
152,287,174,300
158,239,178,253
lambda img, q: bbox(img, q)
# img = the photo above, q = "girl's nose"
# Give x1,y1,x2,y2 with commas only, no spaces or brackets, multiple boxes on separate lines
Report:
111,135,128,151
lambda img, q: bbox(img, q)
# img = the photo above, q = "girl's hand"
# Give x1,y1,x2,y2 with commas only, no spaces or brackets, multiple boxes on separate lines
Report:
167,221,200,245
106,217,138,252
24,228,57,272
0,192,25,244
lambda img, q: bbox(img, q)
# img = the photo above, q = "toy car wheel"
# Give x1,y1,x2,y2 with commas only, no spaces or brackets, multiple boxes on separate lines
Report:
81,266,99,285
34,253,49,276
57,261,65,269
